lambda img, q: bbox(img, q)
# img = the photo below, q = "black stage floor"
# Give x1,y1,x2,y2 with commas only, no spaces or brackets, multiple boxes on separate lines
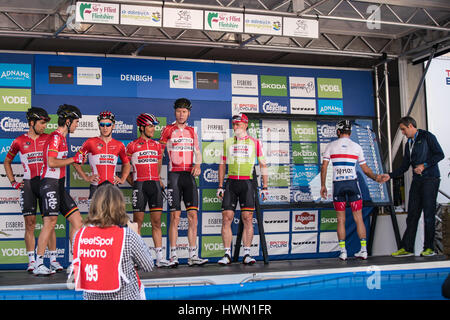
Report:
1,255,449,290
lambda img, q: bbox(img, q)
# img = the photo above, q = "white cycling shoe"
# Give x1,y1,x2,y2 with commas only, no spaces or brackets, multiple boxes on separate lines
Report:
33,264,54,276
354,250,368,260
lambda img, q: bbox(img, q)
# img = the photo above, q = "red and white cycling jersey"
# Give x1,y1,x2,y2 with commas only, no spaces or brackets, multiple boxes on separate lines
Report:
126,137,162,181
160,123,200,172
41,130,68,179
79,137,129,186
322,137,366,182
6,133,49,180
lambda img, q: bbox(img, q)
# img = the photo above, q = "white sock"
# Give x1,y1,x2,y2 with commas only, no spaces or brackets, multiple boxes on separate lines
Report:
155,247,163,261
49,250,57,263
243,247,251,256
36,255,44,266
189,246,197,258
224,247,231,257
27,251,35,264
170,247,177,258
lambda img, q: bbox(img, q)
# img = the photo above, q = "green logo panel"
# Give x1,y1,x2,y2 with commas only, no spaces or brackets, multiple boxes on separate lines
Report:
260,75,287,96
140,212,168,237
202,141,223,164
0,88,31,111
291,121,317,142
320,210,338,231
0,241,28,264
201,235,224,258
267,165,290,187
317,78,343,98
202,188,222,211
35,215,67,238
292,143,318,164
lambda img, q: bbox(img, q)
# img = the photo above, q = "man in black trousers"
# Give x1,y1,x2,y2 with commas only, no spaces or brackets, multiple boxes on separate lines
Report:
380,116,444,257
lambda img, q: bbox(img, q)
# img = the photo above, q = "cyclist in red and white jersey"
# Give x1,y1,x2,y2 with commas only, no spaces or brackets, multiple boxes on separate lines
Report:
35,104,85,276
73,111,130,199
126,113,170,267
160,98,207,267
320,120,381,261
3,107,61,273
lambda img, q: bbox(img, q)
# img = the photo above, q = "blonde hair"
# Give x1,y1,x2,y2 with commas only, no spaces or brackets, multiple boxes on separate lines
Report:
84,184,129,227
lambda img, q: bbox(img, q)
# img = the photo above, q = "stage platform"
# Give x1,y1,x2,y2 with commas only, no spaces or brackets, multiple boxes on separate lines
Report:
1,255,449,291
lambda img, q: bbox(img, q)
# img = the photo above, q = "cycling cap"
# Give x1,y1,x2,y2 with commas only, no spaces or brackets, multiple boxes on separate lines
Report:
137,113,159,127
26,107,50,122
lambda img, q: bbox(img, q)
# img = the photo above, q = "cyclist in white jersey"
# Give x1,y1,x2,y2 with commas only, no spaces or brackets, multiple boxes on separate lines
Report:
320,120,381,261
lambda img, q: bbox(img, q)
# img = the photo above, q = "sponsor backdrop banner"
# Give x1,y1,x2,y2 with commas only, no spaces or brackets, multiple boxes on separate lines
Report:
0,52,381,269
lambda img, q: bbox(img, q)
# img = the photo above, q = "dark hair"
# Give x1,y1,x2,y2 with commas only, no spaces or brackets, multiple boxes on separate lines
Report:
397,116,417,128
337,129,351,136
57,117,68,127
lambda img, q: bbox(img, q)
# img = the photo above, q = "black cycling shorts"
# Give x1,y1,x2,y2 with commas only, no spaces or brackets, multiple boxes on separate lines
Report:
132,180,163,212
40,178,78,219
221,179,255,212
167,171,198,212
332,179,362,203
20,176,42,216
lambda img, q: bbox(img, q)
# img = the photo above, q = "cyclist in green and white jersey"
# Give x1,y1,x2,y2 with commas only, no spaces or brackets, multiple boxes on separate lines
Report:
217,114,268,265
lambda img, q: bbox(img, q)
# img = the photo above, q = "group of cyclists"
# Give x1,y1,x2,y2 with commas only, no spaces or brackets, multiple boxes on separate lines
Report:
5,97,384,276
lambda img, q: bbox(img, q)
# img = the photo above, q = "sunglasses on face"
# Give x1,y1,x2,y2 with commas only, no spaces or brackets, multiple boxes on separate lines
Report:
99,122,113,127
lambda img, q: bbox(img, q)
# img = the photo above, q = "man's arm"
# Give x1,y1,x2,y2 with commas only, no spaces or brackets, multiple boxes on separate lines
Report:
191,129,202,177
3,157,22,188
360,163,378,181
320,160,329,199
424,132,445,168
116,161,131,185
49,156,76,168
258,157,268,189
72,163,98,183
217,162,226,200
389,144,411,178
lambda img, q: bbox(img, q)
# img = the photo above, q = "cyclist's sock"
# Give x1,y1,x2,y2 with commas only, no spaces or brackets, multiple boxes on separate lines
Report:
27,251,35,264
170,247,177,258
189,246,197,258
155,247,163,261
224,247,231,257
243,247,251,256
339,240,346,251
360,238,367,252
49,250,57,263
36,255,44,266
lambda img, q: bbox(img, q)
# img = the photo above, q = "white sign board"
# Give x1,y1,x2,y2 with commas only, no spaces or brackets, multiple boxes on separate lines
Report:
283,17,319,38
163,7,204,30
